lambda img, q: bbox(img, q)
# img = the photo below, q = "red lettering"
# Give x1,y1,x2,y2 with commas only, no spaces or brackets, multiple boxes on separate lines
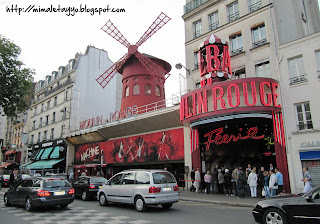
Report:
184,97,192,118
243,81,257,106
227,83,240,108
192,94,197,117
206,45,220,72
271,83,281,108
222,46,232,74
260,82,272,106
200,79,206,87
199,49,207,77
198,90,208,114
212,87,226,111
180,98,185,122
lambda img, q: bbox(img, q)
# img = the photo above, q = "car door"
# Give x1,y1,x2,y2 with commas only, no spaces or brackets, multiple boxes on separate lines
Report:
105,173,123,202
293,188,320,223
14,179,33,206
72,178,81,196
118,172,136,204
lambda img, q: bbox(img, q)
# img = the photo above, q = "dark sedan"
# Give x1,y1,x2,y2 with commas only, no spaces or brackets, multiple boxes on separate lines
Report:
4,177,75,211
1,175,10,187
252,185,320,224
72,176,107,200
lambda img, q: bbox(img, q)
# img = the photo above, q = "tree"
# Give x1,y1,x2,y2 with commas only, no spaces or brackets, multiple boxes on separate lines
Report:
0,35,34,117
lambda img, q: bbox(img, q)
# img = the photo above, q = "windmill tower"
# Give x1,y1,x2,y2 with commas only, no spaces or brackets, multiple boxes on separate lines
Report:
96,13,171,114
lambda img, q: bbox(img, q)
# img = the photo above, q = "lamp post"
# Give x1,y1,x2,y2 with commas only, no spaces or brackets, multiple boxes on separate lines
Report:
175,63,194,92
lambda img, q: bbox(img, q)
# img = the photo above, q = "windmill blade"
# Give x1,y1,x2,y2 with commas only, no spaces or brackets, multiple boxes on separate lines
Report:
135,12,171,47
96,53,130,88
134,51,170,80
101,20,131,48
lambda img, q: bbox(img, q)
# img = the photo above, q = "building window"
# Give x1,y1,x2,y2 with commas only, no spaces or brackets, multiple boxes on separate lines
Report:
133,84,140,95
133,77,139,82
54,96,57,106
315,51,320,79
34,107,37,116
30,135,34,144
252,24,267,48
249,0,262,13
41,103,44,112
52,112,56,123
39,117,42,128
37,132,41,142
47,100,50,110
32,121,36,130
62,107,67,120
230,33,243,56
209,11,219,31
227,2,239,22
45,115,49,126
233,67,246,79
65,91,68,101
288,56,307,85
194,52,199,69
144,84,151,95
193,20,202,39
61,125,64,137
145,77,151,81
43,131,47,140
155,85,161,97
296,102,313,131
124,86,129,98
51,128,54,140
255,61,270,78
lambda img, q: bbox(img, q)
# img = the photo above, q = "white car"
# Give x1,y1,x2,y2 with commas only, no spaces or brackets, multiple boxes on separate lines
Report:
97,169,179,212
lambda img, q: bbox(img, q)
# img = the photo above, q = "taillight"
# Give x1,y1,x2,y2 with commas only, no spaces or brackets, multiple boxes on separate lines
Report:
68,188,75,194
149,186,161,193
37,190,50,197
173,185,179,191
4,179,8,181
89,184,95,189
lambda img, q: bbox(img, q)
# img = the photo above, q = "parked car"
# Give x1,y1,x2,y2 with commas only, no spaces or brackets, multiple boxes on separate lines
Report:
17,174,32,180
252,185,320,224
4,177,75,211
72,176,108,200
1,175,10,187
45,173,68,179
97,169,179,212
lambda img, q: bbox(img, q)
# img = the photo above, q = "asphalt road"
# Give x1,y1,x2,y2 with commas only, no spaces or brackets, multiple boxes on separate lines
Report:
0,193,257,224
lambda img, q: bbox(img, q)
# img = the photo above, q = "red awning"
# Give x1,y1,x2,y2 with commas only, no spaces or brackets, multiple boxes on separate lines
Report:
0,163,13,169
73,164,100,168
4,149,16,156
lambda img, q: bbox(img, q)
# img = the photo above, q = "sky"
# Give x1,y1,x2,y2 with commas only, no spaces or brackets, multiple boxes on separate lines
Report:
0,0,187,99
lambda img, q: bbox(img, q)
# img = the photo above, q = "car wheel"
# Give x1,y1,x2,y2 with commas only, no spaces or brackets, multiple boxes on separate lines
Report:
4,194,11,206
161,203,173,209
25,197,34,212
135,196,147,212
263,208,287,224
99,193,108,206
81,191,88,201
60,204,69,208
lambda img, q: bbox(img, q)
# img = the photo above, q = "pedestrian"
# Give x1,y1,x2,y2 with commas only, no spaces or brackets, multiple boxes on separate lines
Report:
269,169,278,197
263,170,270,198
246,164,252,193
190,168,195,192
211,168,218,194
9,168,18,188
248,167,258,198
218,169,225,194
81,170,87,176
257,167,265,198
69,170,74,183
195,168,201,193
302,167,312,193
224,169,232,196
221,166,225,175
232,167,239,196
274,168,283,195
204,171,212,194
269,163,274,171
237,167,246,198
100,170,104,177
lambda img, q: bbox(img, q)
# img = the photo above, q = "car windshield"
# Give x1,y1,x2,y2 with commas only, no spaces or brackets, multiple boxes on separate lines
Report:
153,172,176,184
43,179,72,188
90,177,107,184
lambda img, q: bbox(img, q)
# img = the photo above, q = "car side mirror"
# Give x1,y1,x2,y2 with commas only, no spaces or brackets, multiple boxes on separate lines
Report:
305,196,313,202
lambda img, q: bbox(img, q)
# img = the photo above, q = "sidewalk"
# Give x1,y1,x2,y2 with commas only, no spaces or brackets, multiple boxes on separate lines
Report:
178,189,261,208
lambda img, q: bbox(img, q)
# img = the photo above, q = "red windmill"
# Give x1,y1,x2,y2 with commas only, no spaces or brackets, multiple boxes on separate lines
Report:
96,12,172,115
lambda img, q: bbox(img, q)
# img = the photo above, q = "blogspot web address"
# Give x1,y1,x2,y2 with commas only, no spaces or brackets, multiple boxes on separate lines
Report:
6,4,126,16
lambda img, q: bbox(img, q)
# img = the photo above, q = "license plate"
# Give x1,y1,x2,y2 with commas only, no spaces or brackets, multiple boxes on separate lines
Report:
162,187,172,191
54,191,65,195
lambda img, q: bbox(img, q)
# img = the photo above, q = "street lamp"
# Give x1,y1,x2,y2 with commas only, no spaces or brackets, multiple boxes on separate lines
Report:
175,63,191,75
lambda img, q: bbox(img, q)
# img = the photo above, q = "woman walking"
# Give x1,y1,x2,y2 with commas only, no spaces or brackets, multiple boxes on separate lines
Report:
302,167,312,193
204,171,212,194
218,169,225,194
263,170,270,198
248,167,258,198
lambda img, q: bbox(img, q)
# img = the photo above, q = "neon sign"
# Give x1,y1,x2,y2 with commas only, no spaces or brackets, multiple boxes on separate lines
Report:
204,127,265,150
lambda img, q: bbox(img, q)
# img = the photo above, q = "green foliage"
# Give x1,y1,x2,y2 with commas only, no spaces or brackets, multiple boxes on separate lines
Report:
0,35,34,117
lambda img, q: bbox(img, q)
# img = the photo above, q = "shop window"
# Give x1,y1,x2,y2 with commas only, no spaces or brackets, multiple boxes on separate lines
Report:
193,20,202,39
251,24,267,48
144,84,151,95
155,85,161,97
255,61,270,78
230,33,243,56
295,102,313,131
133,84,140,95
227,1,239,22
124,86,129,98
209,11,219,31
288,56,307,85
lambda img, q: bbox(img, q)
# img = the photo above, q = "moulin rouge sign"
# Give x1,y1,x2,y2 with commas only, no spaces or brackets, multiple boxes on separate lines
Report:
180,34,282,123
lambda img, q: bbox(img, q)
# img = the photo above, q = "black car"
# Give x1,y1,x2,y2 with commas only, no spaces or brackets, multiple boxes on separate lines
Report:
72,176,107,200
252,185,320,224
1,174,10,187
4,177,75,211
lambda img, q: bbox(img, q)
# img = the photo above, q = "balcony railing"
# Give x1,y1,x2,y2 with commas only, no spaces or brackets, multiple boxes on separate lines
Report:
249,1,262,13
193,29,202,39
231,47,244,56
209,21,219,31
297,123,313,131
252,38,267,48
184,0,211,14
289,74,307,85
228,12,240,22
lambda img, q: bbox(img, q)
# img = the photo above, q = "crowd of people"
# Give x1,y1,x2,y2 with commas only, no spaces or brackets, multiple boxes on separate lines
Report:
189,164,295,199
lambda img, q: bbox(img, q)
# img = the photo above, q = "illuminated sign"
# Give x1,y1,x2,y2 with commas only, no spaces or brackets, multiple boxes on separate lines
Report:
204,127,265,150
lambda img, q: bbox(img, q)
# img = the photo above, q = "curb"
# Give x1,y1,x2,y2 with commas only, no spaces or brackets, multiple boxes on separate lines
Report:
179,197,255,208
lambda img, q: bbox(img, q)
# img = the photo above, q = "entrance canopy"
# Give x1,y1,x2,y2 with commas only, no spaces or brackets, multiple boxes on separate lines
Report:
24,159,65,170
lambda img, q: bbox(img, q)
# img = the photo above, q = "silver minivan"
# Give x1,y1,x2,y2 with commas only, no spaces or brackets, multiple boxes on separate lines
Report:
97,169,179,211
